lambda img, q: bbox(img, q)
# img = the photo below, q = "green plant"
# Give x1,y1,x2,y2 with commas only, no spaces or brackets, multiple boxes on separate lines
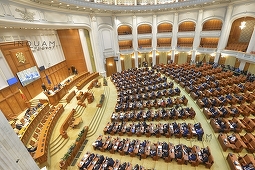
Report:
76,135,81,142
61,153,70,161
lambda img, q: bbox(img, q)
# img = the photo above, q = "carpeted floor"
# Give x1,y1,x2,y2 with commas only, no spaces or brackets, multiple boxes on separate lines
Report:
34,75,233,170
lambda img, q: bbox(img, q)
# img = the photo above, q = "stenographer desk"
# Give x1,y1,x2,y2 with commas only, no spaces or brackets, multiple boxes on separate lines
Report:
45,86,67,106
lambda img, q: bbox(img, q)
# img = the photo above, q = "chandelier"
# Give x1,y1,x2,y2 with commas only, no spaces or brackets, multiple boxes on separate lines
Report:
239,21,246,30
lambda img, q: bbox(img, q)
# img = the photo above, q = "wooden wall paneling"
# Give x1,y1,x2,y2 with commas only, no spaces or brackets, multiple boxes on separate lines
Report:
14,92,26,111
105,57,117,77
0,100,14,120
0,91,4,101
1,87,13,97
219,56,226,65
59,67,64,79
121,59,125,71
187,55,192,63
56,70,61,83
234,58,241,68
56,67,61,80
156,55,159,65
57,29,87,74
174,54,179,64
138,57,141,68
244,63,250,72
51,74,57,86
132,58,135,68
6,96,22,117
149,56,152,67
209,56,215,63
26,79,42,98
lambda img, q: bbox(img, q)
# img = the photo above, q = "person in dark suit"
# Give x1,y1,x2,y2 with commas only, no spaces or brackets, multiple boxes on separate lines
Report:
175,150,183,159
189,153,197,161
41,83,47,91
71,65,76,75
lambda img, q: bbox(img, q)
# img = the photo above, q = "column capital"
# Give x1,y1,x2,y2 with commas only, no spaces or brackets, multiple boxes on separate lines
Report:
91,15,97,22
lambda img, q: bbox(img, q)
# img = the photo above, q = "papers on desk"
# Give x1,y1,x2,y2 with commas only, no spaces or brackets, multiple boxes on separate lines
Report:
233,161,243,170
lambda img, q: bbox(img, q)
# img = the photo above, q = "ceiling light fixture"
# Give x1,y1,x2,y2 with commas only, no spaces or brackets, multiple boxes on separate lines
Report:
239,20,246,30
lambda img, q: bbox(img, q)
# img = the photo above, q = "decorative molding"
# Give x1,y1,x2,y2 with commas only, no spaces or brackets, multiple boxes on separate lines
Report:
177,31,195,37
200,30,221,37
15,8,35,22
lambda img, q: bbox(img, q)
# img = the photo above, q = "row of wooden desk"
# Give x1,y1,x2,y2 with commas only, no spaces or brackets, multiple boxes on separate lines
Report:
103,121,202,139
92,135,213,168
19,103,50,145
227,153,255,170
34,104,64,164
76,72,99,90
44,86,67,106
64,72,90,90
210,117,255,134
218,133,255,153
78,152,145,170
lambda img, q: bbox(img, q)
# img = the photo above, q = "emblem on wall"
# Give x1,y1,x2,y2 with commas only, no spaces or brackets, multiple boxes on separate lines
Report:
16,52,26,63
15,8,35,22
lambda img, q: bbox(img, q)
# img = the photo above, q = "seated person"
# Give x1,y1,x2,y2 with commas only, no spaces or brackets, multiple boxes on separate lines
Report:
243,163,255,170
219,122,226,133
201,153,209,163
93,139,103,149
228,134,237,144
175,150,183,159
188,153,197,161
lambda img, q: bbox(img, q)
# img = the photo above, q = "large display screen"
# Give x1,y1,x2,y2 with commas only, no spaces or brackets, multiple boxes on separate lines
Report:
17,66,41,86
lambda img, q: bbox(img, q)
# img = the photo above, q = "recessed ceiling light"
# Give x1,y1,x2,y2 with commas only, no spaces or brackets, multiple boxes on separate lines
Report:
83,7,86,9
4,27,7,28
59,3,62,5
76,6,79,8
67,4,69,6
51,1,53,3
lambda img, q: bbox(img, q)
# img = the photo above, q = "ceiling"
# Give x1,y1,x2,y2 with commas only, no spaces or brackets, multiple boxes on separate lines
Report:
14,0,239,14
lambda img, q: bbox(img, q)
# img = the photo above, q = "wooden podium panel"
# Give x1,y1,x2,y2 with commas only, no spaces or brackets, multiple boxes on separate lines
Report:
46,86,67,106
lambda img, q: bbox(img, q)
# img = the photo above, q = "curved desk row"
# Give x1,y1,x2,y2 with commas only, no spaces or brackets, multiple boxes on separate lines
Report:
76,72,99,90
59,126,88,170
64,72,90,90
19,103,50,145
34,104,64,164
45,86,67,106
60,108,76,138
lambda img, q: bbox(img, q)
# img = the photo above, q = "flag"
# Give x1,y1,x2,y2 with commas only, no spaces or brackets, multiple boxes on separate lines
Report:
19,88,26,100
46,75,51,85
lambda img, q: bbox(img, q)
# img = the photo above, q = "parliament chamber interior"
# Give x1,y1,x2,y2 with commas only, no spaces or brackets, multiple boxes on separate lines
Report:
0,0,255,170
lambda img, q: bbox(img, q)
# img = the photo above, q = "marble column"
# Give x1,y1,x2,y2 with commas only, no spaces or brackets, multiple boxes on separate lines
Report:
171,13,178,62
78,29,93,72
90,15,106,76
246,26,255,53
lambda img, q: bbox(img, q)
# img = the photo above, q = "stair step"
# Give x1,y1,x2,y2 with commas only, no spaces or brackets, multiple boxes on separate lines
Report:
50,137,69,156
50,135,62,149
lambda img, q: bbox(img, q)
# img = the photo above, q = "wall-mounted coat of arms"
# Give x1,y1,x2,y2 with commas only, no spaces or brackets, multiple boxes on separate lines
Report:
16,52,26,63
